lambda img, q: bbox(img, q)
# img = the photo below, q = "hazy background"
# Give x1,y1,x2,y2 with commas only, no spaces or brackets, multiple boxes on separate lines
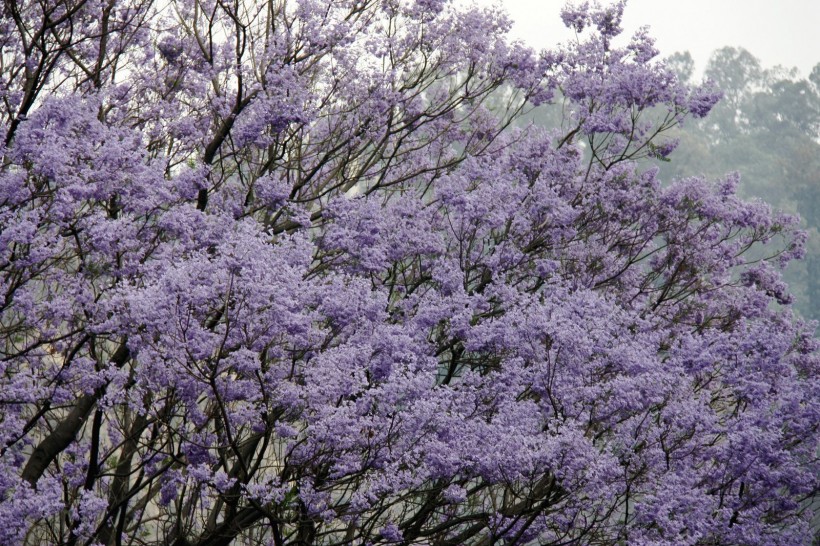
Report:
482,0,820,79
472,0,820,322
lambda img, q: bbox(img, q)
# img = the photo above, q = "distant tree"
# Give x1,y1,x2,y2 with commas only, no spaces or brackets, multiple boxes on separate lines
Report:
1,2,817,546
702,47,765,135
665,50,695,83
811,62,820,89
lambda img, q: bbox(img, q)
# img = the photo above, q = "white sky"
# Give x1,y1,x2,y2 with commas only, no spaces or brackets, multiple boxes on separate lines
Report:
479,0,820,79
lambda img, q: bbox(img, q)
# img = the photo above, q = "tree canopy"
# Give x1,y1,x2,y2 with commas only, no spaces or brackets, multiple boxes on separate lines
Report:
0,1,817,545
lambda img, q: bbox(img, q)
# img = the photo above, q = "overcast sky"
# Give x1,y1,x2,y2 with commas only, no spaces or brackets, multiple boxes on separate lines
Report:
477,0,820,79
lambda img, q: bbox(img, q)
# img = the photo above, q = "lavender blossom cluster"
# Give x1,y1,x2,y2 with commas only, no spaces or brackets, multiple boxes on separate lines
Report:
0,0,815,544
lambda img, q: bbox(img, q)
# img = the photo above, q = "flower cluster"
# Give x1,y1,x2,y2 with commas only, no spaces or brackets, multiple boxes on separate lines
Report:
0,0,815,545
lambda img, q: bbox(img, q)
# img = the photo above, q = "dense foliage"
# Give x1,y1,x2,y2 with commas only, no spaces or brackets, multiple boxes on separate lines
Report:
0,1,817,545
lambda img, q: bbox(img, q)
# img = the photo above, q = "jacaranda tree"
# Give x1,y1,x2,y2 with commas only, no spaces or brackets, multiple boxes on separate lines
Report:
0,0,817,544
